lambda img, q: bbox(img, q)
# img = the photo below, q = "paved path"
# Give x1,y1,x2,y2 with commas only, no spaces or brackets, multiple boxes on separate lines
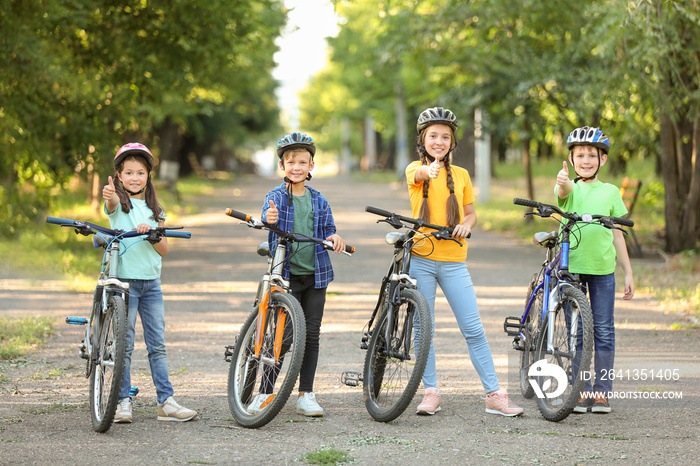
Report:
1,174,698,465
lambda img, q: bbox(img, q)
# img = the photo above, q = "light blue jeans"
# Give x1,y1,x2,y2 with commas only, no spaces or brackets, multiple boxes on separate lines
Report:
409,256,499,393
119,278,174,405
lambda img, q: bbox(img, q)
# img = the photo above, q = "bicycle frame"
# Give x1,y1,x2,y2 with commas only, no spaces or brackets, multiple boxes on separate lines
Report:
252,239,292,364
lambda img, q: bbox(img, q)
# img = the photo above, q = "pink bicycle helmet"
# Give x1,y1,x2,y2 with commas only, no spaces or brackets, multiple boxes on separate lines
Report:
114,143,155,171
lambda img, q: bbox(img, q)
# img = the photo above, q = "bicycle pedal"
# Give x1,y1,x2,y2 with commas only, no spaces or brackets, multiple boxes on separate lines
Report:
224,345,235,363
341,371,362,387
503,316,524,337
66,317,88,325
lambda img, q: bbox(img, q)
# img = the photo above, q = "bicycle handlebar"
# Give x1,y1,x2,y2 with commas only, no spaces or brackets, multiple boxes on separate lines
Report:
46,216,192,239
225,208,355,255
512,198,634,228
365,205,471,239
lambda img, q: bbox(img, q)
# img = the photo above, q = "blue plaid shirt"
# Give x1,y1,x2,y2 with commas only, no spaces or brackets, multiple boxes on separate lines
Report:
261,184,337,288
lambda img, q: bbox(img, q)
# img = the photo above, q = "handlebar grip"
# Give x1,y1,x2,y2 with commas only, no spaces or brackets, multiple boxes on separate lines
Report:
365,205,393,218
613,217,634,228
225,208,251,222
46,216,75,226
513,198,539,208
165,230,192,239
345,245,355,254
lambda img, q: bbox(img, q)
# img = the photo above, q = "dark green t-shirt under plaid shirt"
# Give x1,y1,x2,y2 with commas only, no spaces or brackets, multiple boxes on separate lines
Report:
290,190,315,275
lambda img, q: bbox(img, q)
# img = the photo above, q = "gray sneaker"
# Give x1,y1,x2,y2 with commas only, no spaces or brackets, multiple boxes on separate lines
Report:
157,396,197,422
113,399,133,423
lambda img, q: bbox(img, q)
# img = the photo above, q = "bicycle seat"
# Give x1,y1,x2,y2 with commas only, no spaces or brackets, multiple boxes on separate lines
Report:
533,231,557,248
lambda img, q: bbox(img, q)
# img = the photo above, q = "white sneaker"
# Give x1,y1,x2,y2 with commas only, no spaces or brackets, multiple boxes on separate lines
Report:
113,399,132,423
296,392,324,417
156,396,197,422
247,393,275,414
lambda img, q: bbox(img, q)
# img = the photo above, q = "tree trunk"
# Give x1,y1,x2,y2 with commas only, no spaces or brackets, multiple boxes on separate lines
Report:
660,114,682,252
680,113,700,249
523,119,534,223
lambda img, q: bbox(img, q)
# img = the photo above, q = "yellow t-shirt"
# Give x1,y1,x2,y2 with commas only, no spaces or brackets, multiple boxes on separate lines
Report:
405,161,474,262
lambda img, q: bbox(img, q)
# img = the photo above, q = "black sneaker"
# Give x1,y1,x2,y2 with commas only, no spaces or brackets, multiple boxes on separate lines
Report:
573,396,594,414
591,395,611,414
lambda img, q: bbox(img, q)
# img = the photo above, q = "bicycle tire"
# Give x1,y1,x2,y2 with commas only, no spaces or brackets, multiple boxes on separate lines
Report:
89,294,127,432
363,287,431,422
520,273,543,399
532,286,593,422
227,292,306,428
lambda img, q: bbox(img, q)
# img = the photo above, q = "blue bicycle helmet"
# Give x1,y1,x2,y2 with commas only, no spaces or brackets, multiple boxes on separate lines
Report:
566,126,609,154
276,132,316,159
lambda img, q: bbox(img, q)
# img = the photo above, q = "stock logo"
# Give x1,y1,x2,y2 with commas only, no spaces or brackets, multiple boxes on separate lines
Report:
528,359,568,399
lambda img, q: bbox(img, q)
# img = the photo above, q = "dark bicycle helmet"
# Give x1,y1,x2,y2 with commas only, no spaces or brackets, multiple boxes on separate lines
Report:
114,142,155,171
276,132,316,159
566,126,610,154
416,107,458,133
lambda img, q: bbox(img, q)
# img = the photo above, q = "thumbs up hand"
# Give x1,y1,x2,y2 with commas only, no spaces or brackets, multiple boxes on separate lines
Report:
428,159,441,179
103,176,117,202
556,161,570,187
266,200,279,224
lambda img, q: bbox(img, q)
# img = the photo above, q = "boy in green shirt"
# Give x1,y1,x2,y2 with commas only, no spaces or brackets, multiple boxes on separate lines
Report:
555,126,635,414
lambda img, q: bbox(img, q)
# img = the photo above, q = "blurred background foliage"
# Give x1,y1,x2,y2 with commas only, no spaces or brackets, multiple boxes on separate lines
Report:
1,0,698,253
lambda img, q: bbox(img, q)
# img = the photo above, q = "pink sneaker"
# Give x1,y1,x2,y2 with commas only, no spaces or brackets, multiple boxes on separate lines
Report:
485,389,523,417
416,388,441,415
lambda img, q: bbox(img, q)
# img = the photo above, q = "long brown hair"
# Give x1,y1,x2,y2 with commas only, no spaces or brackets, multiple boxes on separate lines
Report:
416,130,461,227
112,154,165,222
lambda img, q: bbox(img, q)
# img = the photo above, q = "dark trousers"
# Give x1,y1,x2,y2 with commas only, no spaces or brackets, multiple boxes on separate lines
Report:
289,274,327,393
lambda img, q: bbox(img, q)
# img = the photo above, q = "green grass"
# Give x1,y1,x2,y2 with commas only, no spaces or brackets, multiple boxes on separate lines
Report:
300,448,353,465
0,317,55,360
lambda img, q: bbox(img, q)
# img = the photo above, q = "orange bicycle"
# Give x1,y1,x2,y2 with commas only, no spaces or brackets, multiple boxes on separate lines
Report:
223,208,353,428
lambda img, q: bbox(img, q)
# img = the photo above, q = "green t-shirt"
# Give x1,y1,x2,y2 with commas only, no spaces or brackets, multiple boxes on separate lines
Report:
555,181,627,275
290,190,315,276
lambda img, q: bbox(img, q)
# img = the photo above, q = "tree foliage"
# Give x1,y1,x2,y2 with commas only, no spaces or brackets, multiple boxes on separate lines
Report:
303,0,698,252
0,0,285,235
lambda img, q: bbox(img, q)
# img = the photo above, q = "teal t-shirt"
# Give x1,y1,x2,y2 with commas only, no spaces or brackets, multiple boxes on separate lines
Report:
290,190,315,276
104,199,163,279
555,181,627,275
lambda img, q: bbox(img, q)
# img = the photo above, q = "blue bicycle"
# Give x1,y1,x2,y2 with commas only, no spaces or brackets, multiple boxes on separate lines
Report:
504,198,633,422
47,216,190,432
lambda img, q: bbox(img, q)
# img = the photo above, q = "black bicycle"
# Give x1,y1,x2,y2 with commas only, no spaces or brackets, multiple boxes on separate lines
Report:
342,206,467,422
47,216,190,432
504,198,633,422
223,208,354,428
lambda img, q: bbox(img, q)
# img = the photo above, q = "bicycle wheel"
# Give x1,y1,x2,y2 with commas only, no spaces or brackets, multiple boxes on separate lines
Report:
363,287,431,422
89,294,127,432
532,286,593,422
520,273,543,399
227,292,305,428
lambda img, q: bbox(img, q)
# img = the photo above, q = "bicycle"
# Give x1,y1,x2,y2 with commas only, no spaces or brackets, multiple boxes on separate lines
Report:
341,206,466,422
46,216,190,433
503,198,634,422
223,208,354,428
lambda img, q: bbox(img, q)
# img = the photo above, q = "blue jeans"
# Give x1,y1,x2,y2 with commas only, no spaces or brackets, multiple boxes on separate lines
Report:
578,273,616,394
119,278,174,405
409,256,499,393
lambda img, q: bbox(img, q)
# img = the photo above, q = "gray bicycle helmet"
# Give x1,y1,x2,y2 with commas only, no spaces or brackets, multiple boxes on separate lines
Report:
416,107,458,133
276,132,316,158
566,126,610,154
